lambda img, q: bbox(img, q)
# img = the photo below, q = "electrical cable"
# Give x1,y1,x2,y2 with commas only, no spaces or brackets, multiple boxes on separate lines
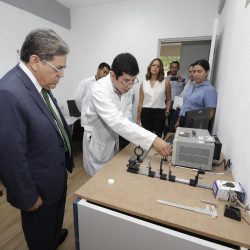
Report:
242,216,250,227
213,158,231,170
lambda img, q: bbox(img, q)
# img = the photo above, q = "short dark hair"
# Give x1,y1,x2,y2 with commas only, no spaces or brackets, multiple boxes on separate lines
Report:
170,61,180,68
98,62,110,71
193,59,210,71
189,63,195,69
20,28,69,63
111,53,139,79
146,58,165,82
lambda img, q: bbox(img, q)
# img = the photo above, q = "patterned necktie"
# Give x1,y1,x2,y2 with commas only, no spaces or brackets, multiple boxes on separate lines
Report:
41,89,71,157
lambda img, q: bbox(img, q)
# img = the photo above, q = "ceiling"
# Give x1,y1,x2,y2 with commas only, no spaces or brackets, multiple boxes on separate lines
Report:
55,0,224,14
55,0,126,9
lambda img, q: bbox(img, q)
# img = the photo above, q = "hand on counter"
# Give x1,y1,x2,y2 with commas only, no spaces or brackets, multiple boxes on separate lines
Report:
152,137,172,157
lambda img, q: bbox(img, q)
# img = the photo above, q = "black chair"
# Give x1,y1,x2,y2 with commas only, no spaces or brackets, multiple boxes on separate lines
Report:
67,100,81,117
71,119,84,153
66,100,83,152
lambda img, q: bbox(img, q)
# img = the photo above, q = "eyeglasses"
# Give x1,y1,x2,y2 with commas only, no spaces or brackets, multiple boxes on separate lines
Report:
42,59,66,74
120,78,139,87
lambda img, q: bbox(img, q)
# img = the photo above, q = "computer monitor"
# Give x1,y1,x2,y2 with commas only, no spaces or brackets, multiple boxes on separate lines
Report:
184,108,211,130
67,100,81,117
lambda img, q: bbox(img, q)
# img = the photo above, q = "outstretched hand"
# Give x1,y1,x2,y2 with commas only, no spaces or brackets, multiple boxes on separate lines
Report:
152,137,172,157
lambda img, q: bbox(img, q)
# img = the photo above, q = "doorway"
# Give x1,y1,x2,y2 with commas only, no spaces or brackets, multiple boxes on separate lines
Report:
158,37,211,78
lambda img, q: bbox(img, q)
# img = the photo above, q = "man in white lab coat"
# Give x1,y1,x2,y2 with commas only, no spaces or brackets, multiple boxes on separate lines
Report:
82,53,171,176
74,62,110,113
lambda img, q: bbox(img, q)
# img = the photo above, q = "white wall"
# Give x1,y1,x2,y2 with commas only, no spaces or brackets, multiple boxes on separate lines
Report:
0,0,219,110
69,0,219,118
0,1,71,107
213,0,250,204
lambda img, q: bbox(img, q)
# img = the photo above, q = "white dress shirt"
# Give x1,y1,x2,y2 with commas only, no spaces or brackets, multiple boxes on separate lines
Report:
74,76,96,112
142,79,166,108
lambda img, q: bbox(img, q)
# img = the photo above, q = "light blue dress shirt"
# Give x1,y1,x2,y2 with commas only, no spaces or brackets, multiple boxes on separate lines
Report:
179,79,217,117
166,75,185,101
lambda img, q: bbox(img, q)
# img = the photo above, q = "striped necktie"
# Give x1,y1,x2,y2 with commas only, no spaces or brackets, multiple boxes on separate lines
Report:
41,89,71,157
114,88,122,99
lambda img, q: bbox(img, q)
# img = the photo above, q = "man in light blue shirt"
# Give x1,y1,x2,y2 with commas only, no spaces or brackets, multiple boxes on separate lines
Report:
166,61,185,132
166,61,185,101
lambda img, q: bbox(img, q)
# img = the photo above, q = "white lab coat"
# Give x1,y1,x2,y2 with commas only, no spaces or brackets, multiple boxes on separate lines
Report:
74,76,96,114
82,74,156,176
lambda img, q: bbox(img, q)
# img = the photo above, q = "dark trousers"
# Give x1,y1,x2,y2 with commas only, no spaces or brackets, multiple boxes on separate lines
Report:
119,136,130,151
179,116,185,127
168,108,180,133
141,108,165,138
21,176,67,250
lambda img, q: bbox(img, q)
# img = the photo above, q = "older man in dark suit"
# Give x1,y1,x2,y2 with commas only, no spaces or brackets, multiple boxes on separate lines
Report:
0,29,73,250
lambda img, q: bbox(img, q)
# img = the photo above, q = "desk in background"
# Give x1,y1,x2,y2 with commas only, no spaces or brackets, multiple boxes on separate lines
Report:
65,115,80,136
65,116,83,152
73,144,250,250
65,116,80,127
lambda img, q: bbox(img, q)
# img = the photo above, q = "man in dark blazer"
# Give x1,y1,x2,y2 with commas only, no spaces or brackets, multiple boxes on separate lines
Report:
0,29,74,250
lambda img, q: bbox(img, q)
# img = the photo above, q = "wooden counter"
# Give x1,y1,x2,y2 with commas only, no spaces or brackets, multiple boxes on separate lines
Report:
76,144,250,249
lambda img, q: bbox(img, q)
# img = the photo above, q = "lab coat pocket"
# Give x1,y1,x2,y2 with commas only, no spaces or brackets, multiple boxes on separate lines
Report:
88,136,115,163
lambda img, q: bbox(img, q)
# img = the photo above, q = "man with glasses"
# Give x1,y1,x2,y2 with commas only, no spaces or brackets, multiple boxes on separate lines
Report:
42,59,67,75
82,53,172,176
0,29,73,249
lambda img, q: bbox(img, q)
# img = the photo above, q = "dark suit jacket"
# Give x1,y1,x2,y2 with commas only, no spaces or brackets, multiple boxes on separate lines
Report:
0,65,74,211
